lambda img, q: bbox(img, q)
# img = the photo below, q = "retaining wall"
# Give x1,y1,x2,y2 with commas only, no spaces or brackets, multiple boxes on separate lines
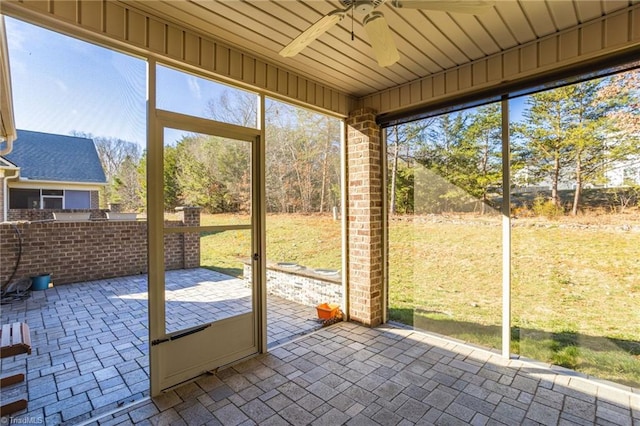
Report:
243,262,342,307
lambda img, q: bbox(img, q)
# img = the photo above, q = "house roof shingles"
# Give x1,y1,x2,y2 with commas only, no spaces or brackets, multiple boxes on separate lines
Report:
3,129,107,184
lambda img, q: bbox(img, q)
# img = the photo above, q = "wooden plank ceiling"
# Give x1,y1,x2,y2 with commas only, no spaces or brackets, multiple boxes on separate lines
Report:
121,0,637,98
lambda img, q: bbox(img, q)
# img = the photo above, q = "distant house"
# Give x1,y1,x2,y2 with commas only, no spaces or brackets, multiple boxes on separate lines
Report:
604,157,640,187
0,129,107,221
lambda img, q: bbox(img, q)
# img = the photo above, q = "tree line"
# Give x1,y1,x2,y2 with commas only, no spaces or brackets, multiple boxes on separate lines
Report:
387,69,640,216
86,70,637,217
85,96,342,214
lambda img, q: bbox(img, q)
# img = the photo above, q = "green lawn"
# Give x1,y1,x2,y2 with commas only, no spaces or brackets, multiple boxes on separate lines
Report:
198,213,342,276
389,215,640,388
197,212,640,387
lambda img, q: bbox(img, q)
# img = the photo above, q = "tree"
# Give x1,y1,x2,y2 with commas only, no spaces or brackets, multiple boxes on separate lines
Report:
518,71,640,215
216,140,251,213
393,165,414,214
565,80,607,215
597,70,640,137
175,135,227,213
206,90,258,128
414,113,469,213
113,154,144,211
413,105,502,214
71,131,142,207
463,103,503,214
517,88,575,209
387,120,431,216
264,100,341,214
265,105,293,212
163,146,180,210
317,117,341,213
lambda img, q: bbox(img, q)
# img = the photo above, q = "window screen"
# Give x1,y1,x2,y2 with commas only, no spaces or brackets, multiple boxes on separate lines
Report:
9,189,40,209
65,190,91,209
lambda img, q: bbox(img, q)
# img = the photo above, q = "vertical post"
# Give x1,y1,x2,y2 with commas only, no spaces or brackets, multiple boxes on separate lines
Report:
176,206,201,269
347,108,383,327
258,95,267,354
501,96,512,358
381,128,388,324
340,120,349,321
0,170,5,222
146,58,164,396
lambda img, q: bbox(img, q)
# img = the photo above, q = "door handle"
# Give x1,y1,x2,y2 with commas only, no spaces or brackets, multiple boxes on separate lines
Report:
151,323,212,346
170,324,211,341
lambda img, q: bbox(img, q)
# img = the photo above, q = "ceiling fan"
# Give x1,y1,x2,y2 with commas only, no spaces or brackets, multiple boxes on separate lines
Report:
279,0,495,67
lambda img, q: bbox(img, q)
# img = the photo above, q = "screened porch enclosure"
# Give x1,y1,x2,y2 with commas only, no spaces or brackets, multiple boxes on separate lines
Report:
0,0,638,424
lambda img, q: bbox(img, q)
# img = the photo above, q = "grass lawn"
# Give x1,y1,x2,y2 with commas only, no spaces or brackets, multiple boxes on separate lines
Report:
198,213,342,277
196,212,640,387
389,214,640,388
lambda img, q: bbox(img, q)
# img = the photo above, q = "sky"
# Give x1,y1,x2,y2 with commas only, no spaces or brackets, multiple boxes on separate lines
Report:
5,15,526,149
6,17,147,146
5,17,249,148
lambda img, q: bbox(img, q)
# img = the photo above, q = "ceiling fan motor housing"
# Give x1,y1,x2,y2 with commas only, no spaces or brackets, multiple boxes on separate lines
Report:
340,0,385,14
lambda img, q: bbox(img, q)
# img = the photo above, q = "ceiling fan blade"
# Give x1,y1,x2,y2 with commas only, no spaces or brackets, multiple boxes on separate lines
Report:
391,0,495,14
363,12,399,67
279,11,345,57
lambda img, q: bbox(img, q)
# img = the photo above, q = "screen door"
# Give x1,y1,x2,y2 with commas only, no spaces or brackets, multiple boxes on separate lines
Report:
149,112,262,394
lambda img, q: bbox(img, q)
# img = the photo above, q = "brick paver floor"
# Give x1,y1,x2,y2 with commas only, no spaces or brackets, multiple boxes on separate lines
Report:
88,322,639,426
3,273,639,425
0,268,322,425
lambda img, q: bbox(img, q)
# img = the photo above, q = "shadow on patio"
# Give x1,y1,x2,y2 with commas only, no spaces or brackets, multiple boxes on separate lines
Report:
78,323,640,425
0,268,323,425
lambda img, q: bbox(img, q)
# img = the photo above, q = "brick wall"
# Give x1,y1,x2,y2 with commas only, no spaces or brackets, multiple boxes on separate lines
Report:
7,209,108,222
0,207,201,286
0,176,4,222
243,263,342,307
90,191,100,209
176,206,200,269
347,108,384,327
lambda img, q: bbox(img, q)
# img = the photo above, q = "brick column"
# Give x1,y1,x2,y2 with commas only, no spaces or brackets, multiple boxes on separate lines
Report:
176,206,201,269
0,172,5,222
347,108,383,327
90,190,100,209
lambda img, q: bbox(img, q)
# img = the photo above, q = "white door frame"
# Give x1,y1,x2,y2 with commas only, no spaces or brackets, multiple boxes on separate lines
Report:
147,106,264,395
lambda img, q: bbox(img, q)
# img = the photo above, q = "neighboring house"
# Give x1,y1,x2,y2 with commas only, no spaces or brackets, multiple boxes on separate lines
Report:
513,157,640,194
604,157,640,187
512,165,579,193
0,129,107,221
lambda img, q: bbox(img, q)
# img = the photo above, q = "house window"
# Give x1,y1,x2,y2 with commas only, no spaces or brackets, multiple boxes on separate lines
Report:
9,189,91,209
64,190,91,209
9,188,40,209
42,189,64,209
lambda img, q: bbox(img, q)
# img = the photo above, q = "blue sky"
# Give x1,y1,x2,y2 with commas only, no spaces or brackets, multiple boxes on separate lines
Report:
6,17,147,146
5,17,242,148
6,15,526,149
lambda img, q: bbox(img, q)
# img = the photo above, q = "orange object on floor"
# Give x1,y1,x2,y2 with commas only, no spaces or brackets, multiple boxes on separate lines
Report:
316,303,340,320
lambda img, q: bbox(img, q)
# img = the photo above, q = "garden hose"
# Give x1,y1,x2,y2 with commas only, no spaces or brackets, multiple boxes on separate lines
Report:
0,223,30,303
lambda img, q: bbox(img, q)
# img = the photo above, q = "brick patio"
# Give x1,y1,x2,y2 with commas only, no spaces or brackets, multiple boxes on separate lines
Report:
86,322,639,425
0,268,322,425
2,270,639,425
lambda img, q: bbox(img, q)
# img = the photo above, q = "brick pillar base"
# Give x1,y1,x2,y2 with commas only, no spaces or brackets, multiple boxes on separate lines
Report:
176,206,201,268
347,108,383,327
